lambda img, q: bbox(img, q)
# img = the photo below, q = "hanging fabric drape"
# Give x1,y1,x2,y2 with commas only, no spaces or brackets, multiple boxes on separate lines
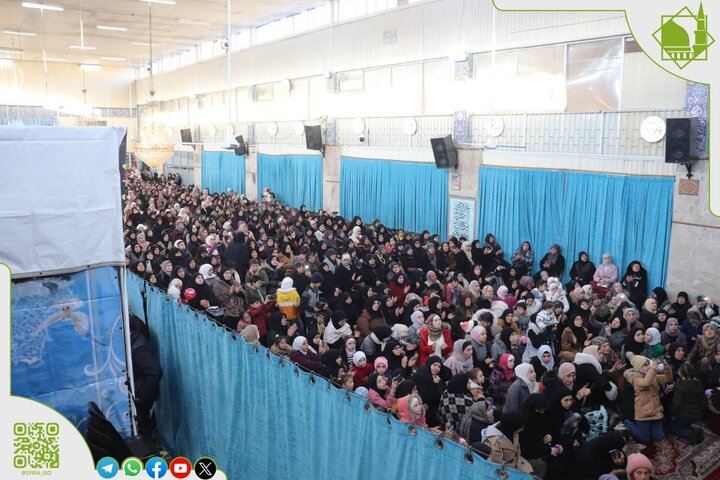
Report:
477,167,565,273
476,166,674,288
561,172,674,290
201,151,246,194
137,282,530,480
126,271,146,322
340,157,448,238
256,153,323,211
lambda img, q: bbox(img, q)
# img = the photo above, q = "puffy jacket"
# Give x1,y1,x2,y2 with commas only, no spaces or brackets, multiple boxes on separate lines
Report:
481,423,534,474
624,366,672,421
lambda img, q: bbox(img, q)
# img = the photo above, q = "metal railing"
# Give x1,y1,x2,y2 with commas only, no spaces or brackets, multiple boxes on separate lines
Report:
469,110,685,156
141,109,689,157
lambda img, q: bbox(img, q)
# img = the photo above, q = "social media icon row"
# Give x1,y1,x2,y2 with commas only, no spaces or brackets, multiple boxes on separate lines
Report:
96,456,216,479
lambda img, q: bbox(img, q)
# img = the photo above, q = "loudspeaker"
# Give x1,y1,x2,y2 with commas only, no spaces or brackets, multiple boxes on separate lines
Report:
665,118,698,163
431,135,458,168
180,128,192,144
234,135,247,156
305,125,323,151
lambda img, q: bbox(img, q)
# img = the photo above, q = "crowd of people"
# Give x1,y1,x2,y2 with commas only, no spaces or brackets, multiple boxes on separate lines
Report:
124,167,720,480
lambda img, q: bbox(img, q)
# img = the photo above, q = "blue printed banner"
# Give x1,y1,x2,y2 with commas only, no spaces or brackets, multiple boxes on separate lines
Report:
11,267,131,437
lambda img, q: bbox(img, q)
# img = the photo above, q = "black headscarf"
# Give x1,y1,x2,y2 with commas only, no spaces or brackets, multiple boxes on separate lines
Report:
330,310,347,330
497,410,526,439
446,372,471,394
625,326,646,355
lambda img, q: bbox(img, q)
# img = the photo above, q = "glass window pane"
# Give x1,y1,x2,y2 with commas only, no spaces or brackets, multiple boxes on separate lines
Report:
566,38,623,112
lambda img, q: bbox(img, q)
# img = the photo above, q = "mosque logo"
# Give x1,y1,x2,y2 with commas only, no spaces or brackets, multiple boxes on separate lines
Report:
653,2,714,69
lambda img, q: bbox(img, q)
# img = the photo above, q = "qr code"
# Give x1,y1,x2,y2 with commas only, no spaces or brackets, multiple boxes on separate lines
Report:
13,422,60,469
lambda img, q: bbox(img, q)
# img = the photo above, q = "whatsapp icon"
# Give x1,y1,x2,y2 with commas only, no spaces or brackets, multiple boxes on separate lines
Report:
121,457,143,477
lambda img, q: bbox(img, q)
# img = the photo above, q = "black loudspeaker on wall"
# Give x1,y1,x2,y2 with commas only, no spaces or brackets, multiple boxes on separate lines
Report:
305,125,323,151
430,135,458,168
665,118,698,163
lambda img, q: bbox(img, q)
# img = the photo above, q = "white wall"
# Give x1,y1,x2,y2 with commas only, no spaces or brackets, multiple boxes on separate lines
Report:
136,0,630,105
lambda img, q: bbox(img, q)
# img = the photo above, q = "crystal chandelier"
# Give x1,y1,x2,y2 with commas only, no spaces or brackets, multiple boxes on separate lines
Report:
133,3,174,169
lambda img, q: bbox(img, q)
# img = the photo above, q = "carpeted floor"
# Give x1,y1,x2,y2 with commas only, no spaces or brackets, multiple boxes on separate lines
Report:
625,426,720,479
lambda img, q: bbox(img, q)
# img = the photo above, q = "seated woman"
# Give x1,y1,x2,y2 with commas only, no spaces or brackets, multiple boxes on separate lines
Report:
591,253,618,298
510,241,534,277
538,244,566,281
559,315,593,362
568,251,596,290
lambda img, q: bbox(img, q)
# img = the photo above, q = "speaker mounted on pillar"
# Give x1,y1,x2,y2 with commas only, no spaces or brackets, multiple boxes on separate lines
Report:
305,125,324,154
430,135,458,169
665,118,698,164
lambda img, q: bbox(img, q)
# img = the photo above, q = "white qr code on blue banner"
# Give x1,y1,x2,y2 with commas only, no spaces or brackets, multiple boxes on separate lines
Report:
13,422,60,469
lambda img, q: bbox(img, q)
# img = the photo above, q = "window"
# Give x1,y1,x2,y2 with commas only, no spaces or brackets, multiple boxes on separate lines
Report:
233,30,251,51
256,22,274,44
565,38,623,112
338,0,367,21
307,3,332,29
292,12,308,34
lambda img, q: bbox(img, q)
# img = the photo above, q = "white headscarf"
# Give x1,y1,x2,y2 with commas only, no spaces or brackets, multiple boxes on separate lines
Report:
514,363,539,393
352,351,367,367
278,277,294,293
198,264,216,279
537,345,555,370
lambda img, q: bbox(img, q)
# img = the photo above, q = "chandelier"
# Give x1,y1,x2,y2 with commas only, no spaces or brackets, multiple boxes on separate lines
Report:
133,3,174,169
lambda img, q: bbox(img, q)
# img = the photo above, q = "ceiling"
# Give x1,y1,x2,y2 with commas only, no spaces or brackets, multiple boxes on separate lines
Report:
0,0,327,66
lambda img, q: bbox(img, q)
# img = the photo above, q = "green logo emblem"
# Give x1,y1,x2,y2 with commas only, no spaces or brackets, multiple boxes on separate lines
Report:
654,2,715,69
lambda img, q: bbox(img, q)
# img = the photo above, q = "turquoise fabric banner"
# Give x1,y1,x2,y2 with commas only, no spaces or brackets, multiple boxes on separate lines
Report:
134,280,530,480
477,167,674,288
340,157,448,238
201,151,246,194
256,154,323,210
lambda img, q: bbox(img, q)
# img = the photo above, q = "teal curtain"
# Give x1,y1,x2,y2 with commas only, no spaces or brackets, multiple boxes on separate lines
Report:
201,151,246,194
135,283,530,480
477,167,565,272
561,172,674,289
340,157,448,238
126,271,146,322
476,167,674,288
256,154,323,210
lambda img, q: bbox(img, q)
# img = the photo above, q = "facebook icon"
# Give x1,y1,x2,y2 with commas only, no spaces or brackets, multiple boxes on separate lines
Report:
145,457,168,479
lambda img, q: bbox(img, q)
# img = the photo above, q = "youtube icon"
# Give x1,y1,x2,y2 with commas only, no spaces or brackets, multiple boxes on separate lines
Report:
169,457,192,479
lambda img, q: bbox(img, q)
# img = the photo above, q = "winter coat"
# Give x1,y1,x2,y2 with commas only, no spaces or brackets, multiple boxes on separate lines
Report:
489,366,515,405
417,327,453,366
670,378,707,420
624,367,672,421
481,423,534,474
505,378,532,413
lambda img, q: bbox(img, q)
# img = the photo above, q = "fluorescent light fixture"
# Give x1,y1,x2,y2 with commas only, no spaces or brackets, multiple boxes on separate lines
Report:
139,0,176,4
80,63,102,71
4,30,36,36
100,56,126,61
43,56,66,62
0,47,24,54
96,25,127,32
69,45,96,50
132,42,158,47
0,59,14,67
21,2,64,11
178,19,210,26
